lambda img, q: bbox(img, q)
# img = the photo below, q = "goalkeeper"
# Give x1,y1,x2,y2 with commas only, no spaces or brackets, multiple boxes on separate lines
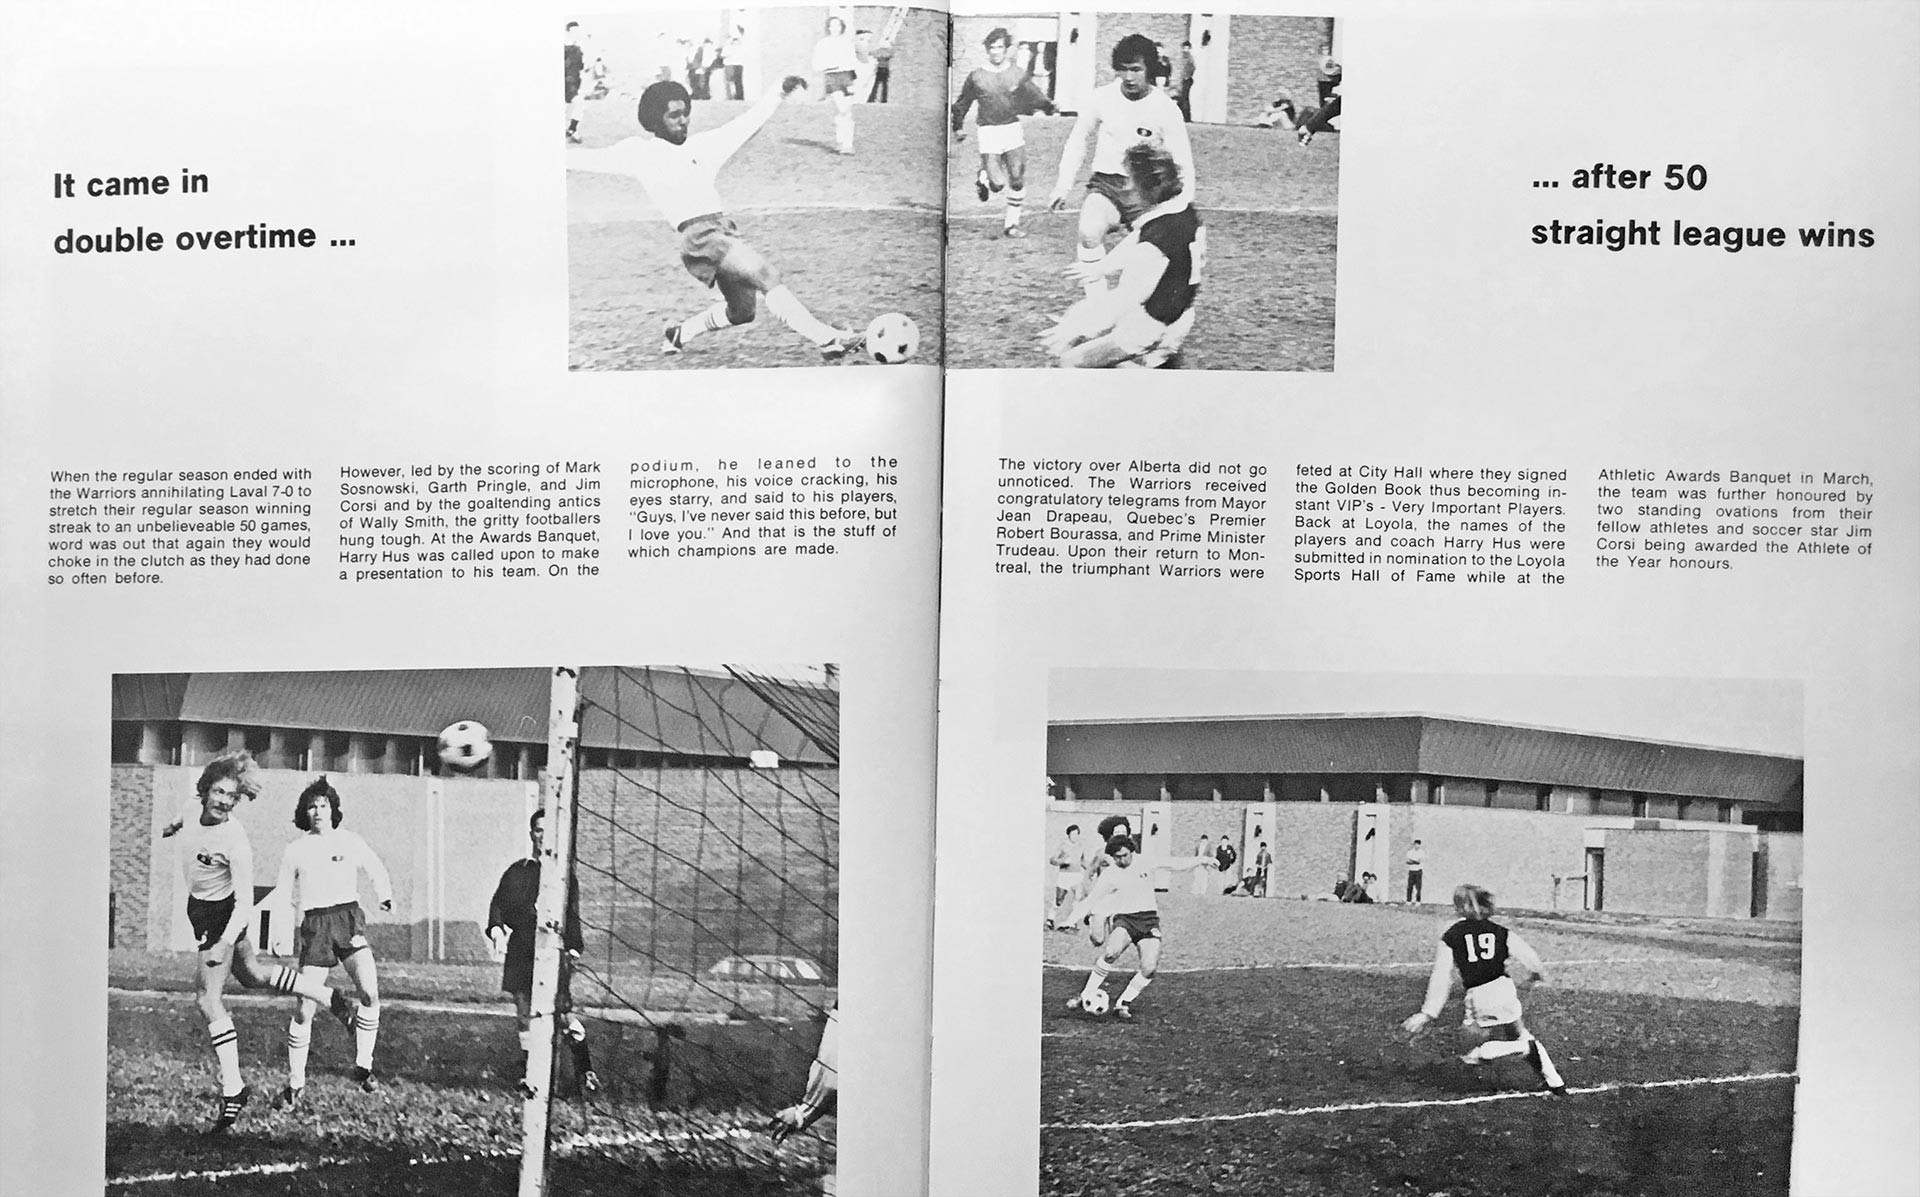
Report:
770,1003,838,1142
1401,884,1567,1094
488,810,596,1094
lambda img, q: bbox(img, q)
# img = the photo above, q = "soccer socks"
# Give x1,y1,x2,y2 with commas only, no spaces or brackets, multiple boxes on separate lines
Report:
1525,1037,1566,1089
766,286,839,346
286,1018,311,1089
1004,188,1026,232
564,1017,594,1079
1077,245,1107,299
353,1004,380,1070
207,1017,243,1094
834,106,854,154
1079,959,1113,1002
1117,973,1152,1005
1465,1037,1529,1064
676,301,737,346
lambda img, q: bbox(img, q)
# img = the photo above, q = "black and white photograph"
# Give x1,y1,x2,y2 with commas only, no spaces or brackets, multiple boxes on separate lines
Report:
565,8,948,370
946,11,1340,369
1039,669,1802,1196
107,666,840,1195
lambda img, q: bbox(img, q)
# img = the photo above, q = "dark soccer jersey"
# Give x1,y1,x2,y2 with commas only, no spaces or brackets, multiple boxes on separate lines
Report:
1441,918,1510,990
1138,205,1202,325
951,63,1054,131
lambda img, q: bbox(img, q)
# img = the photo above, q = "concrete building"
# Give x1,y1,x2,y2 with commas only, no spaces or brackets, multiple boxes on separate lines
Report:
1046,713,1803,919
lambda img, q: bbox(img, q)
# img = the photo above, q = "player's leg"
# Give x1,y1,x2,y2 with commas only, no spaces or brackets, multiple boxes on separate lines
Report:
1512,1016,1566,1092
280,970,327,1105
1002,145,1029,236
832,90,855,154
231,935,353,1022
1074,191,1123,299
1074,922,1134,1006
558,962,597,1092
339,944,382,1090
195,940,250,1129
719,241,862,359
975,153,994,203
1114,932,1162,1016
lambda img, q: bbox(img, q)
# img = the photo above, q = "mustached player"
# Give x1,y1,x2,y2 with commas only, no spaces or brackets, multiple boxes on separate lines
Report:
951,27,1057,237
1043,144,1202,368
1047,33,1194,300
567,78,866,361
1064,835,1216,1020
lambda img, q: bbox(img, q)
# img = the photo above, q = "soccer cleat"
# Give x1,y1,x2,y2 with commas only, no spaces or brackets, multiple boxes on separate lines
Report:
273,1084,305,1110
329,988,356,1031
1546,1082,1567,1095
1064,995,1084,1013
1003,225,1027,239
1112,1002,1134,1021
582,1069,601,1095
351,1066,379,1093
975,171,990,203
207,1085,251,1134
662,324,684,355
1459,1050,1484,1065
819,330,866,362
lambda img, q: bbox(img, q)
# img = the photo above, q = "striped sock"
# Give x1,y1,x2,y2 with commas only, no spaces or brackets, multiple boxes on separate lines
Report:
1526,1036,1565,1088
263,964,300,996
765,285,838,346
1079,959,1113,1002
676,301,734,346
208,1017,243,1093
353,1006,380,1070
1004,188,1026,230
286,1019,311,1088
1118,973,1151,1005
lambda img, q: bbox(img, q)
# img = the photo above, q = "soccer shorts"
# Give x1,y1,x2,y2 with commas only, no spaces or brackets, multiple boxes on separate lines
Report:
502,934,575,1012
295,902,371,967
1109,911,1163,943
1111,307,1196,367
977,121,1025,157
822,69,857,97
565,76,582,103
1086,171,1146,228
677,214,742,288
189,894,241,952
1463,975,1523,1028
1054,869,1084,890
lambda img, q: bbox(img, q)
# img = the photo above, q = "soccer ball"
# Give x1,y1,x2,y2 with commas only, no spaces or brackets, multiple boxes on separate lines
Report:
437,720,492,772
1082,989,1110,1016
866,313,919,364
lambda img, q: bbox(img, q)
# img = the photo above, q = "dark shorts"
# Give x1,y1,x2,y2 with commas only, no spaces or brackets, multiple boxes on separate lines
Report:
295,902,370,968
677,214,742,287
1087,172,1146,228
189,894,241,952
565,76,581,103
823,69,857,96
1110,911,1162,943
502,934,575,1013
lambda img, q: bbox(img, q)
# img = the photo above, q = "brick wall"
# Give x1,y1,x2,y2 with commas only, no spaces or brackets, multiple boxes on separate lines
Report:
1754,832,1803,920
109,764,154,949
1223,15,1329,126
1390,805,1590,912
1604,827,1759,918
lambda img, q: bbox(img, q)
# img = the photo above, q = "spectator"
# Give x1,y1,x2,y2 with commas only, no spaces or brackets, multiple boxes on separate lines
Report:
1405,838,1425,902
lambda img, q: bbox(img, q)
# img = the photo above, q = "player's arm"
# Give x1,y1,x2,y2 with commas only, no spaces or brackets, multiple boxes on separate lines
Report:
1063,866,1120,926
950,73,978,136
1048,108,1099,208
1163,111,1198,208
218,834,255,947
563,873,585,955
274,840,302,919
486,866,512,936
702,79,802,166
1016,75,1057,116
1507,931,1548,984
1402,940,1456,1031
565,139,646,176
771,1006,838,1142
160,796,201,838
352,831,395,911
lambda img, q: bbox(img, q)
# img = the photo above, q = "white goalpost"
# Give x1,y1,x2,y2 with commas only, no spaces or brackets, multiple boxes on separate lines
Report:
519,665,582,1197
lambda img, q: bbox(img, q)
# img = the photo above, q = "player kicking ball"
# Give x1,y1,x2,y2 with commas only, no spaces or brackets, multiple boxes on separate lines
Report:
1402,884,1567,1094
1063,834,1215,1020
1047,33,1195,301
951,27,1057,238
1042,144,1202,368
567,78,866,362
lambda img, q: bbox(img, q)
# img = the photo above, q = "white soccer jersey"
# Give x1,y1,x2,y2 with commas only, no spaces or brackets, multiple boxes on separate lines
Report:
1086,81,1192,180
567,90,780,229
1081,854,1208,916
179,814,252,902
276,828,393,913
812,33,858,74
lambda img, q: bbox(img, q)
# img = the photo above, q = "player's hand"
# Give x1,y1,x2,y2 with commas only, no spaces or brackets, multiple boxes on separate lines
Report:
1047,190,1069,213
161,818,184,838
768,1103,808,1144
380,899,393,913
565,948,581,962
1402,1012,1432,1035
1061,259,1107,286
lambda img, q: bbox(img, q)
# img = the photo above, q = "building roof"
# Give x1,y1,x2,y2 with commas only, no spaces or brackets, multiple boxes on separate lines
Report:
113,668,838,765
1047,713,1802,807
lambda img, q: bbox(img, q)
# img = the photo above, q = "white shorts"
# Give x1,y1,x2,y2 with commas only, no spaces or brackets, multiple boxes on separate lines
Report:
1054,870,1084,889
1111,307,1196,366
1463,976,1523,1028
977,121,1026,157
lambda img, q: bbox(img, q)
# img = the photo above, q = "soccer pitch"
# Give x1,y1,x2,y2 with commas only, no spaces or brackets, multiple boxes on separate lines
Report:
1041,896,1799,1196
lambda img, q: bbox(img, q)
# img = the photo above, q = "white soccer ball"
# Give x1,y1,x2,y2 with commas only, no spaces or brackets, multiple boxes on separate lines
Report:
1082,989,1110,1016
437,720,493,772
866,312,919,364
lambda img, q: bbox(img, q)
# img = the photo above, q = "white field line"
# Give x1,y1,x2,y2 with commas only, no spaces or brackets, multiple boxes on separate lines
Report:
109,1123,756,1187
1041,956,1729,975
108,988,753,1026
1043,1071,1799,1131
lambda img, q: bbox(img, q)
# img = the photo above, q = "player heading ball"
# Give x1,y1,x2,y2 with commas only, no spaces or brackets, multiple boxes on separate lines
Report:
568,76,867,362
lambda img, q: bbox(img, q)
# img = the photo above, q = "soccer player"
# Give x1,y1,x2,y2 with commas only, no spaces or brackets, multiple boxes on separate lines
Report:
487,809,596,1095
564,23,586,143
275,776,394,1100
1046,824,1089,928
812,16,860,156
1043,143,1202,368
1402,884,1567,1094
951,27,1057,238
769,1002,838,1143
567,78,866,362
166,752,356,1133
1064,834,1215,1020
1047,33,1195,300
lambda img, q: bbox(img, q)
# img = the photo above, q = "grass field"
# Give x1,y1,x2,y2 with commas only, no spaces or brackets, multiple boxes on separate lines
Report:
945,117,1340,371
107,953,834,1196
567,93,946,371
1041,896,1799,1197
